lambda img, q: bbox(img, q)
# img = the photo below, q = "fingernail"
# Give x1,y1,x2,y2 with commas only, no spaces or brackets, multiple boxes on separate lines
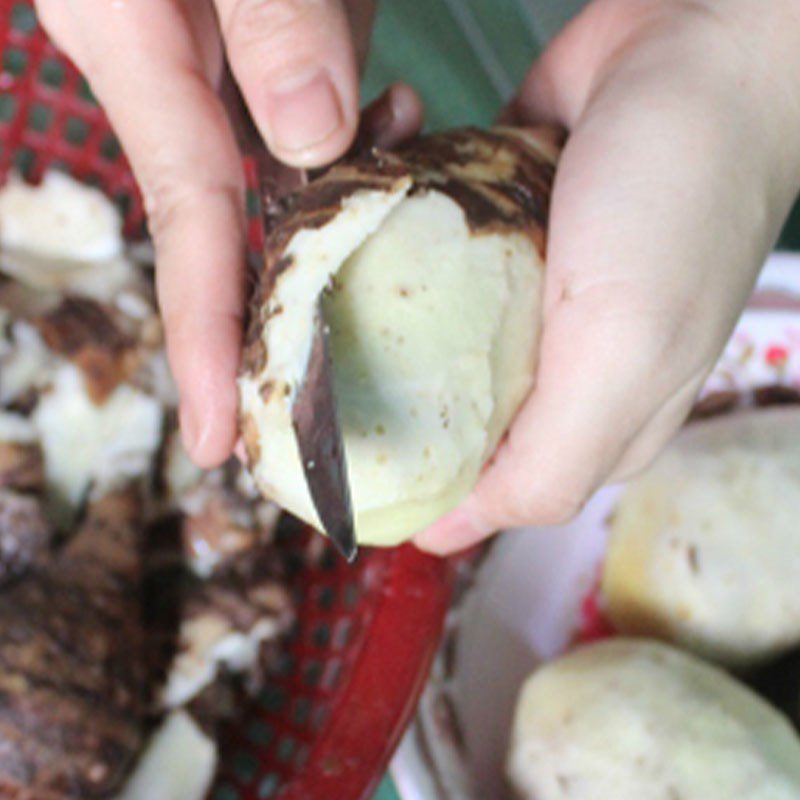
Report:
266,70,343,155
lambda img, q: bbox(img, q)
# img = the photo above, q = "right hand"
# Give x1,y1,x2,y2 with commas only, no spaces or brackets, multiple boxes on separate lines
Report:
35,0,422,469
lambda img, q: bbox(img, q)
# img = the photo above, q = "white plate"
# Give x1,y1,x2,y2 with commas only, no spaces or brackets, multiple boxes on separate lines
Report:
391,251,800,800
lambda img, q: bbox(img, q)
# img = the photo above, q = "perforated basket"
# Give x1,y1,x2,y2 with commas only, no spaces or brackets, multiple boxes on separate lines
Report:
0,4,456,798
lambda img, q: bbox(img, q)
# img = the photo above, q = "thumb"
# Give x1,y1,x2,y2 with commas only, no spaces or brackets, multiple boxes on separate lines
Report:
215,0,361,167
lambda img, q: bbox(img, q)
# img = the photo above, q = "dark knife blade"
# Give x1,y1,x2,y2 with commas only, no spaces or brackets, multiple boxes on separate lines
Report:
223,65,357,560
291,303,357,562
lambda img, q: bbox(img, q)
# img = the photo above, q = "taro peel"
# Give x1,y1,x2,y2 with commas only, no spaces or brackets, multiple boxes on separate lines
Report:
239,127,559,545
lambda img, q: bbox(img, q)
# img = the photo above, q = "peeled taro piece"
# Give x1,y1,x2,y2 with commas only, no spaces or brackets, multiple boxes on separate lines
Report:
602,406,800,667
0,171,136,302
239,127,559,546
506,640,800,800
34,363,163,526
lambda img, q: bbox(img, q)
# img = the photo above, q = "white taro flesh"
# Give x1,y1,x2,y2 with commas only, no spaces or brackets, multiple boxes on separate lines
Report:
602,407,800,667
0,171,137,302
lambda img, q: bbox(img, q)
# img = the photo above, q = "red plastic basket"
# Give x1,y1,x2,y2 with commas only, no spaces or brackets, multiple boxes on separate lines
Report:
0,4,455,798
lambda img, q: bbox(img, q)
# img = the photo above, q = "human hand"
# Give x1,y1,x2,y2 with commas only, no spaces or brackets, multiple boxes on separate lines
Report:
416,0,800,553
35,0,423,468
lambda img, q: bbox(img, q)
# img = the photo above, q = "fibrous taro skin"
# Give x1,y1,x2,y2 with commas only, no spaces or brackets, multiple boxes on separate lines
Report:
0,488,147,799
239,127,560,546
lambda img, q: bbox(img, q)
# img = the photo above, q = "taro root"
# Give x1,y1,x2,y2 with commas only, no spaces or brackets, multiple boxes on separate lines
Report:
144,460,290,712
602,407,800,667
506,640,800,800
239,127,559,546
0,172,166,525
0,488,147,799
0,442,43,491
160,570,292,709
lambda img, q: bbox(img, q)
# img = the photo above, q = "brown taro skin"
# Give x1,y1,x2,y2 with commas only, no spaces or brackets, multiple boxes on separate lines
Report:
0,489,51,586
33,297,141,405
0,488,147,799
393,126,558,247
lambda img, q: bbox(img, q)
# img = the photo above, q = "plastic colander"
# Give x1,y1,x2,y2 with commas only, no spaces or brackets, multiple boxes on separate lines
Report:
0,3,456,798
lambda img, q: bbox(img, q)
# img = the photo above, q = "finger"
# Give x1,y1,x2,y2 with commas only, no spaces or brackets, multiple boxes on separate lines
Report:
501,0,653,128
356,83,424,151
51,0,246,468
215,0,360,167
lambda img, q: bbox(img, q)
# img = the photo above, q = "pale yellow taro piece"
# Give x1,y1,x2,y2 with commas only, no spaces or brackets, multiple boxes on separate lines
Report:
603,408,800,666
507,639,800,800
239,127,558,546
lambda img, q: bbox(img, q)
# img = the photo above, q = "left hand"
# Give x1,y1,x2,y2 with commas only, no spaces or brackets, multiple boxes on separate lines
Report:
36,0,401,468
416,0,800,553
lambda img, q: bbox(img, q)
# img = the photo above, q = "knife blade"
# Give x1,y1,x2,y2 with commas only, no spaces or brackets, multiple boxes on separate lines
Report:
222,66,357,561
291,303,357,562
